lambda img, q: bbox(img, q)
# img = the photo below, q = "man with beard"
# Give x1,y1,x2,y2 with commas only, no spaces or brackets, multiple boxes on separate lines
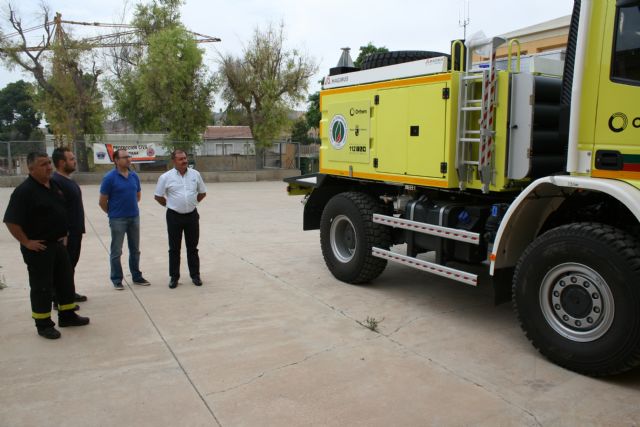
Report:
51,147,88,306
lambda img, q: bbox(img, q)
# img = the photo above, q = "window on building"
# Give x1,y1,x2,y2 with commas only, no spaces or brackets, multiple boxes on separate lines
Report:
214,143,233,155
612,5,640,84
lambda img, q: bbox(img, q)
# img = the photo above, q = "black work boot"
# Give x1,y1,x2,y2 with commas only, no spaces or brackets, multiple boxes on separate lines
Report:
35,318,61,339
58,310,90,327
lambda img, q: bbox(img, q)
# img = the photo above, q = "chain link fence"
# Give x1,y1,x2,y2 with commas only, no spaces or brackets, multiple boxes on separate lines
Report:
0,139,318,174
0,141,47,175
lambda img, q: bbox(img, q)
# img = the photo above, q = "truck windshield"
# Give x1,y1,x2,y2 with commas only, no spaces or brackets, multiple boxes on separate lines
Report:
612,5,640,84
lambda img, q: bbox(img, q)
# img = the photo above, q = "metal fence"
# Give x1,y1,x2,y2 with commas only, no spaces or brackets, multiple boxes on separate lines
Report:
0,139,319,174
0,140,47,175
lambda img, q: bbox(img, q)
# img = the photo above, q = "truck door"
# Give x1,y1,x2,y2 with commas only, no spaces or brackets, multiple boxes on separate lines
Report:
593,1,640,180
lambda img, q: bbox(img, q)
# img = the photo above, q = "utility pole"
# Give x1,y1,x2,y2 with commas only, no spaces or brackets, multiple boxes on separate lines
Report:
459,0,470,40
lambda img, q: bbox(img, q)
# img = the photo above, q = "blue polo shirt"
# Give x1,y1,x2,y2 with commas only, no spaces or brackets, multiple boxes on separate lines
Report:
100,169,141,218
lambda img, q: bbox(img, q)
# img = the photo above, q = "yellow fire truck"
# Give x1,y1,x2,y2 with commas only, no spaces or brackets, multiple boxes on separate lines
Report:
286,0,640,375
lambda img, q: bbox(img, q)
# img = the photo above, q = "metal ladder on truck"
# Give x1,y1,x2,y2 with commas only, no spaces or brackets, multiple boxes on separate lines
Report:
370,213,481,286
455,37,506,193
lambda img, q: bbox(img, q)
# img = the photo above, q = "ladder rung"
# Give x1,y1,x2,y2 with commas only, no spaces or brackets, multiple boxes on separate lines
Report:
461,107,482,112
372,247,478,286
465,99,482,104
462,74,484,81
462,160,480,165
464,130,481,135
460,138,480,143
373,214,481,245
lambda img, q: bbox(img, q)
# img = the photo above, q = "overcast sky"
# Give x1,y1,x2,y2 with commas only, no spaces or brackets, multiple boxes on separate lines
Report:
1,0,574,107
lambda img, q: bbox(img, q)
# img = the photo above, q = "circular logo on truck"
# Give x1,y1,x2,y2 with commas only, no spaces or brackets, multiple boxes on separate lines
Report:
329,115,348,149
609,112,628,133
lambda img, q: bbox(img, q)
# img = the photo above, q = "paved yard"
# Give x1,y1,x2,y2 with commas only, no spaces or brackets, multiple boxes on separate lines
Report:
0,181,639,426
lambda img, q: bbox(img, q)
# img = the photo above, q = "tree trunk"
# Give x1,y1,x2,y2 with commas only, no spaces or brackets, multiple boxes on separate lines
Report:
255,145,264,170
74,135,89,172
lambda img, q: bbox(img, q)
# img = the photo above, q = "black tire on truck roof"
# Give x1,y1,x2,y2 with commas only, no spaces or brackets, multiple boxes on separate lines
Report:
360,50,451,70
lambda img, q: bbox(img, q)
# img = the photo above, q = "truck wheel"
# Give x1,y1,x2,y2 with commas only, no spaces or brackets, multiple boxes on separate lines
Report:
360,50,450,70
320,192,391,284
513,223,640,376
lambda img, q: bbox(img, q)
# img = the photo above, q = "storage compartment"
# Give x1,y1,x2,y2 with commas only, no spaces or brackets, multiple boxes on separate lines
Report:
404,200,489,264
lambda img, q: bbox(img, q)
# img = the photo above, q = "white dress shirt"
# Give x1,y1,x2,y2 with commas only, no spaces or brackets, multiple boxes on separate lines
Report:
154,168,207,214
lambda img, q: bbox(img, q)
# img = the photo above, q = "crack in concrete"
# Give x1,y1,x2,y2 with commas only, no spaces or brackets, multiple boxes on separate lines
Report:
88,215,224,427
206,342,347,396
212,244,541,425
384,333,543,426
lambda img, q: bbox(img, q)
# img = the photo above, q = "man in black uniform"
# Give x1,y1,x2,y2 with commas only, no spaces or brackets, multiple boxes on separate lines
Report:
51,147,88,304
3,152,90,339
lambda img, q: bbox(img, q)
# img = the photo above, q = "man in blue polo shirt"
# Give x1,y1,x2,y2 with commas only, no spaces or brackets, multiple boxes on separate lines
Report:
99,148,151,290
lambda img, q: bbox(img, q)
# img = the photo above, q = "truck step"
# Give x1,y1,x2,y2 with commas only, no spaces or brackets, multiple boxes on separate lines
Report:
372,247,478,286
373,214,481,244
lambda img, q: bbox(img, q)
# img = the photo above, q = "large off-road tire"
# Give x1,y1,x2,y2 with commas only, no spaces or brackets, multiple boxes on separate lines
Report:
360,50,449,70
320,192,391,284
513,223,640,376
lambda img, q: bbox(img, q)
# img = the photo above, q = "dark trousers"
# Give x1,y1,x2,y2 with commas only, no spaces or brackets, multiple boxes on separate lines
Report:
67,233,83,269
21,241,76,325
167,209,200,279
52,233,82,303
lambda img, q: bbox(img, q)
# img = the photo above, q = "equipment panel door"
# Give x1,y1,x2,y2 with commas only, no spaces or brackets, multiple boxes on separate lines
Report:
406,83,447,177
323,100,371,165
376,88,408,174
376,83,447,177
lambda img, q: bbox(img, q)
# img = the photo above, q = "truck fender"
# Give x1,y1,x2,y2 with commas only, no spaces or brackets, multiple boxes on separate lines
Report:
490,176,640,275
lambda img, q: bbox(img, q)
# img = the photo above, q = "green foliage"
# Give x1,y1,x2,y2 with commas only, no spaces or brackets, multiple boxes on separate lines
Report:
222,106,250,126
305,91,320,129
353,42,389,68
132,0,184,37
38,40,105,141
0,80,42,140
0,6,105,170
110,26,215,152
218,22,317,151
291,117,311,144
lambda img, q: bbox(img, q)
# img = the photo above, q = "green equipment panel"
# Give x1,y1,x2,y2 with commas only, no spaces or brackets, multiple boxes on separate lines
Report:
323,100,371,164
376,83,447,178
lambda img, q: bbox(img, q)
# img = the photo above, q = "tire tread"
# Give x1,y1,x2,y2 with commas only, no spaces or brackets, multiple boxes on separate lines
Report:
512,222,640,376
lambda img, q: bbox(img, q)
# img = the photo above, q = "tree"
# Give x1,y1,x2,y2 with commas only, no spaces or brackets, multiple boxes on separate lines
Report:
306,91,320,130
108,0,214,152
0,80,42,140
218,22,317,167
0,5,105,171
222,105,250,126
291,117,310,144
353,42,389,68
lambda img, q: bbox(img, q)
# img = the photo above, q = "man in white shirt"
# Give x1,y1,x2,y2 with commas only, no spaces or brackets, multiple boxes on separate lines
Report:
154,150,207,288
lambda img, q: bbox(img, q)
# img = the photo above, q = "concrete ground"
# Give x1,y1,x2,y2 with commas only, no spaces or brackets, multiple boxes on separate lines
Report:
1,181,639,427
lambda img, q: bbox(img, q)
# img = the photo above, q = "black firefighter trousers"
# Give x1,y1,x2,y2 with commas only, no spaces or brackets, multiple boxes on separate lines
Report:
21,240,76,328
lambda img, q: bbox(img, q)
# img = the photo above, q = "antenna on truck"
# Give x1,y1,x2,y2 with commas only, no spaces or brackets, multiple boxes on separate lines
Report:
459,0,470,40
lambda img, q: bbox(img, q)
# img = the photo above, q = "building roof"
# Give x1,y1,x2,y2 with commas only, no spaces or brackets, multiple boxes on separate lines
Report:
203,126,253,140
500,15,571,39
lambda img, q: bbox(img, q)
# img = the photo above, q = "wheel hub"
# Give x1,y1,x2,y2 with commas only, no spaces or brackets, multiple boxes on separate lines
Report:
540,263,614,342
330,215,357,263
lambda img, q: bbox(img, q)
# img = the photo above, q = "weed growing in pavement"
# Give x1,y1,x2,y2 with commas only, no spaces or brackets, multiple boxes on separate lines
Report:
359,316,384,332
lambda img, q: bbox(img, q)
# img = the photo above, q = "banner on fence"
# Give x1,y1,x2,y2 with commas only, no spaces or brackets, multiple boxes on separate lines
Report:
93,143,157,164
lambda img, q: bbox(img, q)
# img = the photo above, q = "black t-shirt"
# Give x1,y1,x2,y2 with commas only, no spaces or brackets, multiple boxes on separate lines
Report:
3,175,68,241
51,172,86,234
